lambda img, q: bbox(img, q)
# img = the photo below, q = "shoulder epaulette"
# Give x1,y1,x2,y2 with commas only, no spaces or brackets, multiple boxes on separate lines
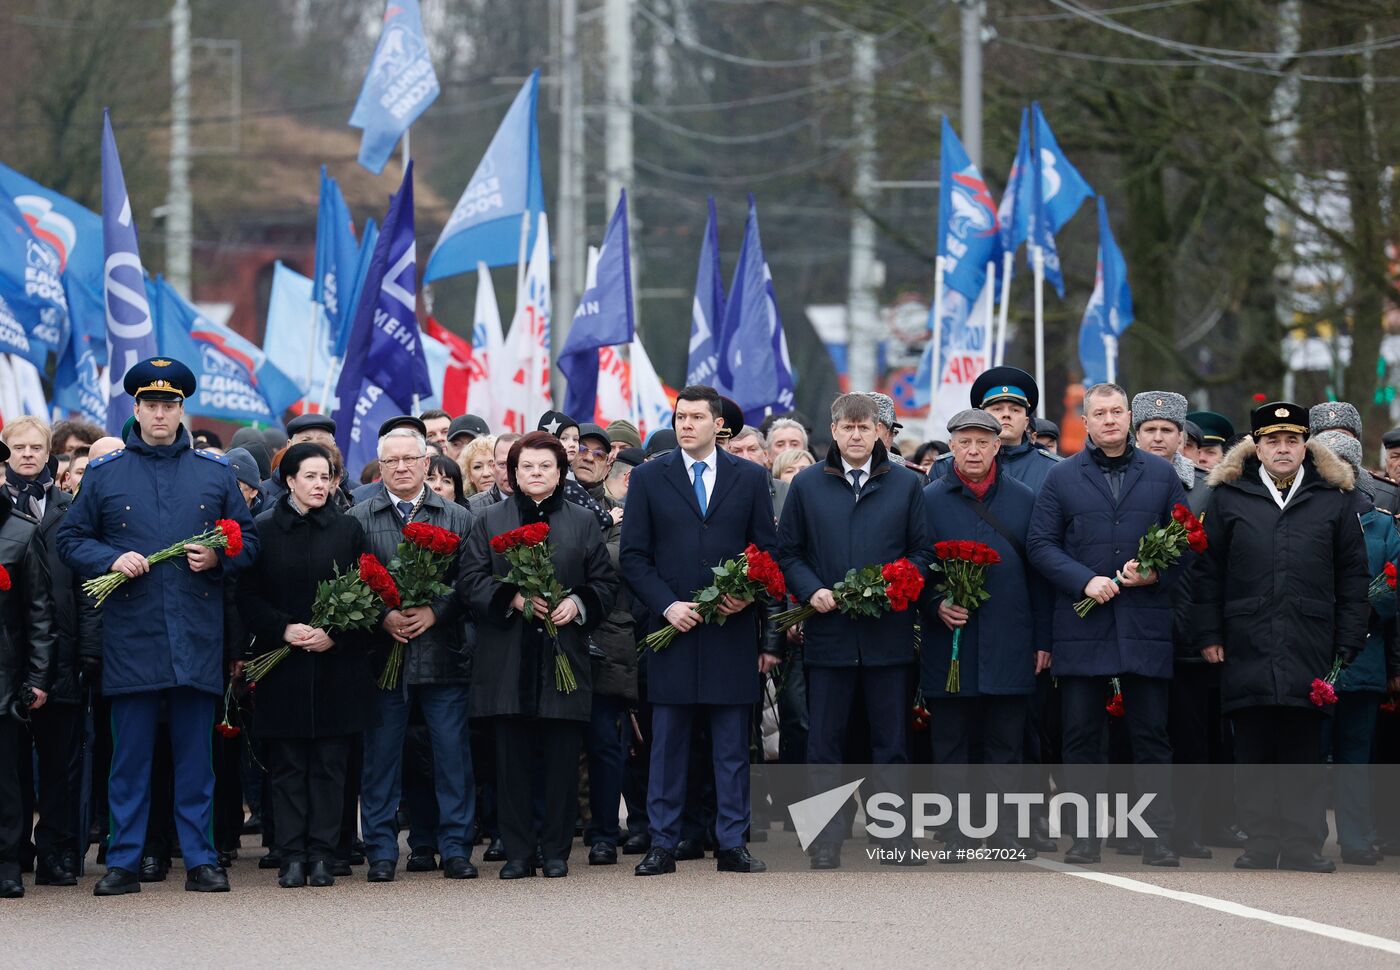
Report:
193,449,230,466
86,448,125,470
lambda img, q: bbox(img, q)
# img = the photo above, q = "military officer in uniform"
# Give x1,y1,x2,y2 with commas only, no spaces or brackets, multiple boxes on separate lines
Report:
939,366,1060,494
1308,402,1400,517
57,357,259,896
1185,411,1234,472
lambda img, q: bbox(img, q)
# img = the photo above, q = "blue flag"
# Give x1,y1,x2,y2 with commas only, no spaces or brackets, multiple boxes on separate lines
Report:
54,326,105,424
996,108,1032,262
334,217,378,360
424,71,546,281
262,261,333,399
313,166,360,356
0,192,70,366
1029,102,1093,298
717,198,795,425
559,191,635,419
101,110,158,432
348,0,440,174
334,162,429,476
686,196,725,387
0,161,107,362
153,276,301,424
1078,197,1134,387
937,117,1001,301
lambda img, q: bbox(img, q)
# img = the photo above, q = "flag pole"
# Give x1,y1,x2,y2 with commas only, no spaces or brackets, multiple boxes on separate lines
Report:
516,210,531,307
305,302,322,410
995,250,1013,366
925,255,946,440
1032,244,1046,418
1104,332,1117,386
983,259,996,335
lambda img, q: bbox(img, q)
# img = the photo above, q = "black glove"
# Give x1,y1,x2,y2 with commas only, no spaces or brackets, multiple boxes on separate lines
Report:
81,655,102,682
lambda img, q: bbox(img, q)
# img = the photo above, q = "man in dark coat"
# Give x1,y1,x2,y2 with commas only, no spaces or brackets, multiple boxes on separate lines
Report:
1193,401,1370,872
935,366,1060,494
922,409,1049,856
621,385,779,875
349,426,478,882
0,436,56,899
1308,401,1400,518
56,357,259,896
777,393,930,869
1027,382,1186,867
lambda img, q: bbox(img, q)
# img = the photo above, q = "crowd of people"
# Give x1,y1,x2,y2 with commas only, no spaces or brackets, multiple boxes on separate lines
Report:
0,353,1397,899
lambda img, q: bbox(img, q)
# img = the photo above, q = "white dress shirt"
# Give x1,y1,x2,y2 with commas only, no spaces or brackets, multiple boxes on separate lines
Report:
840,456,873,492
683,447,717,507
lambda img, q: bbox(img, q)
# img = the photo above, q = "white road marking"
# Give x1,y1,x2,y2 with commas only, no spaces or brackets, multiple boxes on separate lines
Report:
1030,858,1400,956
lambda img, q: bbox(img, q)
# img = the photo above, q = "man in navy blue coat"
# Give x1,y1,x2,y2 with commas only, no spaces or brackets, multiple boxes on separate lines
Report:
621,385,779,875
777,393,930,869
57,358,259,896
1027,382,1185,868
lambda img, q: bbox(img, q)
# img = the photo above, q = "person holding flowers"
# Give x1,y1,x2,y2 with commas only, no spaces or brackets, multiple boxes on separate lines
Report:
458,431,616,879
235,443,374,889
1027,382,1186,868
776,392,931,870
56,357,259,897
1192,402,1370,872
348,426,478,883
922,409,1050,859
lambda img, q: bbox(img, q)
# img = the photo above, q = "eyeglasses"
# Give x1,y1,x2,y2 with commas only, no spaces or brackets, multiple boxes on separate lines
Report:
380,456,425,468
578,446,609,460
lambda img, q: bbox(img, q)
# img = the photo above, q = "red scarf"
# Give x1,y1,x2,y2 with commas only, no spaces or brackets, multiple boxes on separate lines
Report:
955,459,996,501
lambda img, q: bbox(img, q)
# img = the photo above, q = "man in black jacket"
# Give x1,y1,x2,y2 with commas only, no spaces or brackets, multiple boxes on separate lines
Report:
1193,401,1370,872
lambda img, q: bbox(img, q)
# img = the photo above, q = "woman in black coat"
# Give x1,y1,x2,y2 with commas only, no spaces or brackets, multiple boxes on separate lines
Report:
457,431,617,878
236,443,375,889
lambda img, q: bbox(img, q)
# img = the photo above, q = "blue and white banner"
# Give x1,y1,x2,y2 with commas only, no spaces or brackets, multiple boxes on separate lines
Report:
560,191,634,419
262,261,333,400
1078,196,1135,387
314,166,361,355
717,197,795,425
937,116,1001,301
686,196,725,387
348,0,440,174
1028,103,1094,298
0,192,69,365
53,326,105,424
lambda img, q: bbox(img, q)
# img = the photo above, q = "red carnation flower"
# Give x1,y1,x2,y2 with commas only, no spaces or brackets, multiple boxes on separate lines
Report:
1105,692,1125,717
1387,562,1398,589
1309,677,1338,707
0,563,9,592
217,519,243,559
215,722,241,739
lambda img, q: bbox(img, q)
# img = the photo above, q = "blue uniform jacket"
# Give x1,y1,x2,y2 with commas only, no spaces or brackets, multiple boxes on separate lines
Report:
1341,505,1400,694
921,462,1050,696
1027,446,1187,678
56,426,259,697
777,442,930,668
620,447,776,706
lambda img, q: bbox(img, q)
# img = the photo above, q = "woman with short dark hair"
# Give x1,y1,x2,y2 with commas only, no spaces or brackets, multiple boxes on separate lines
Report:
426,454,467,508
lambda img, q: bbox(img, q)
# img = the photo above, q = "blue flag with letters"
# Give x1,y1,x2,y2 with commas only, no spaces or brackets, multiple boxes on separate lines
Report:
101,109,158,432
686,197,725,388
1028,102,1093,298
54,326,105,424
314,167,360,357
424,71,546,281
348,0,440,174
335,217,378,360
559,191,634,419
0,192,69,366
334,162,430,476
1078,196,1134,387
717,198,795,424
937,117,1001,301
996,108,1032,263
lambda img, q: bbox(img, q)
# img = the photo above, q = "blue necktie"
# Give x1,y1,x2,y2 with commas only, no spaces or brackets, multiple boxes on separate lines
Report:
849,469,865,496
693,462,708,517
397,500,414,523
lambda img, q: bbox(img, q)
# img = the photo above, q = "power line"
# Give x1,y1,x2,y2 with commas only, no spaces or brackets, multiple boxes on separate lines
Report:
635,1,851,69
631,103,825,144
999,0,1204,24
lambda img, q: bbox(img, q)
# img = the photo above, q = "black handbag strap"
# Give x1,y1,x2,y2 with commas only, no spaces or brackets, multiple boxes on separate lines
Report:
960,493,1027,564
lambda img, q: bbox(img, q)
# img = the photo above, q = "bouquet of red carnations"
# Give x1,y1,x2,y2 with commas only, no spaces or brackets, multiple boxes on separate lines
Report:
642,544,788,652
1074,503,1206,618
491,523,578,693
1106,678,1125,717
244,553,399,686
84,519,244,605
934,540,1000,693
770,558,925,632
378,522,462,690
1310,658,1343,707
1368,561,1397,610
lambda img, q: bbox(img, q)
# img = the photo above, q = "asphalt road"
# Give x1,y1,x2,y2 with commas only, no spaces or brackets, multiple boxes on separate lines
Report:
6,835,1400,968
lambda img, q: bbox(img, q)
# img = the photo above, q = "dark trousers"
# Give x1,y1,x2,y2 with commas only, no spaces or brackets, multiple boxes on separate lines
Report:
623,697,650,837
266,735,353,864
777,644,809,764
806,664,912,766
494,717,582,862
212,724,243,853
0,716,23,880
27,701,84,863
585,693,628,846
930,694,1029,838
1060,674,1174,840
1167,662,1215,846
1327,692,1381,852
648,703,749,852
142,724,175,863
1231,705,1325,858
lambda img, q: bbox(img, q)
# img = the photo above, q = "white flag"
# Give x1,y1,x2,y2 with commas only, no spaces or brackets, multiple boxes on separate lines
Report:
629,335,673,439
467,261,505,428
499,213,553,433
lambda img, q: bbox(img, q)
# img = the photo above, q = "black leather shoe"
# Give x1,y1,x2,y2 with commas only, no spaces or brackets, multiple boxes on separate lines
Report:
216,850,234,870
93,868,140,896
332,859,352,877
0,878,22,898
1233,849,1278,870
1278,852,1336,873
184,864,230,892
241,813,262,835
366,860,395,882
138,855,168,882
1174,840,1213,860
406,848,438,872
622,831,651,855
307,860,335,887
483,837,507,862
1115,837,1144,856
1064,839,1102,864
278,861,307,888
1205,824,1248,849
588,843,618,866
1142,840,1180,867
542,859,568,878
1341,846,1382,866
443,857,478,879
809,843,842,870
1024,832,1058,853
716,846,766,873
258,851,282,870
673,838,704,861
499,859,535,879
35,856,77,886
986,833,1036,860
634,846,676,876
349,843,367,866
